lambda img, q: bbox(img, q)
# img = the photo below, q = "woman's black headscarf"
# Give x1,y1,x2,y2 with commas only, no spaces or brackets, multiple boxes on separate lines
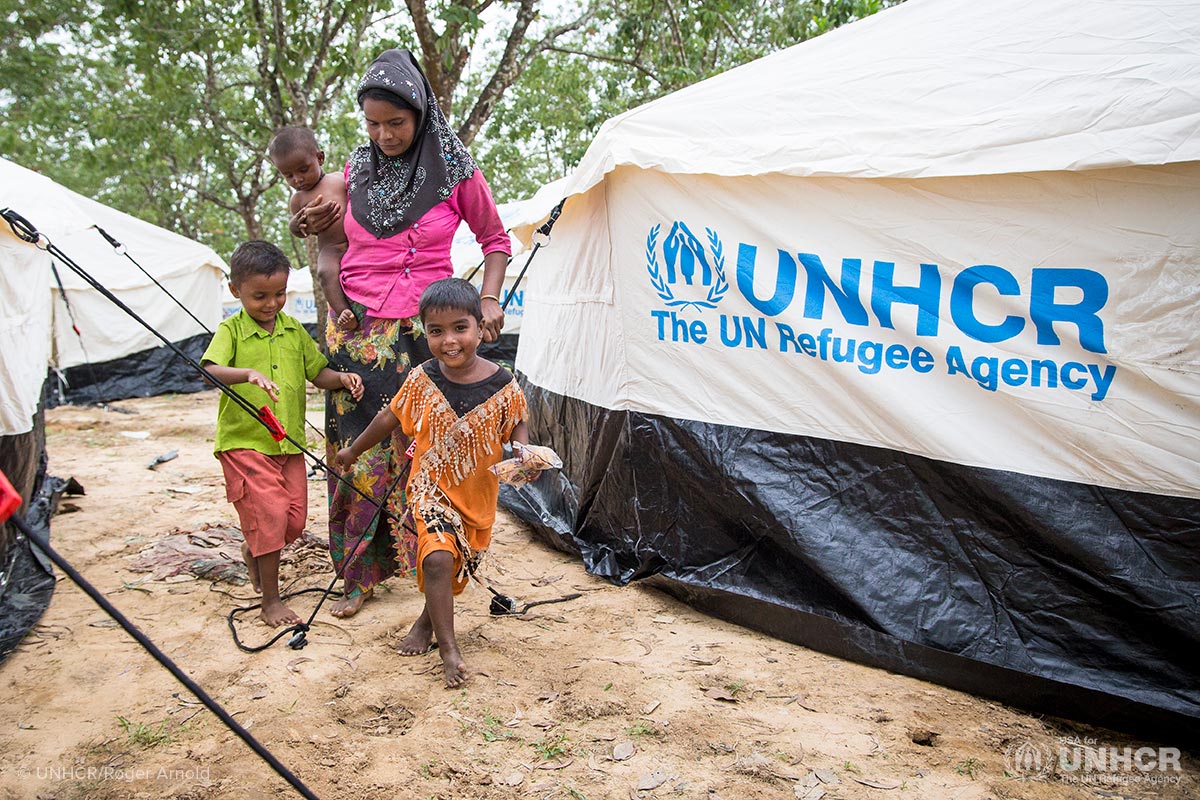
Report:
347,49,478,239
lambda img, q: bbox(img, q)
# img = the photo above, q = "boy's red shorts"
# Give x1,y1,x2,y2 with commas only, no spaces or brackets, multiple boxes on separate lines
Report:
217,450,307,557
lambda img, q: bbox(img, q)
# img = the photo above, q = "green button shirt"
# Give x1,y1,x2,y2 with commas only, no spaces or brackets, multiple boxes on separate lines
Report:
201,310,327,455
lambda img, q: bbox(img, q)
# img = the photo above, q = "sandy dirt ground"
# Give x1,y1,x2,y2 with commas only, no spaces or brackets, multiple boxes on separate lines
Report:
0,390,1194,800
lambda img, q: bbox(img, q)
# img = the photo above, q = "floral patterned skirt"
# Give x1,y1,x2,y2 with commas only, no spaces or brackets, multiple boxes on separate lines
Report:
324,302,430,596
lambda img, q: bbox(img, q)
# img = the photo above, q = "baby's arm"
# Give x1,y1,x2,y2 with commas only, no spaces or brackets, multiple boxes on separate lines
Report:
334,404,401,473
289,193,341,239
312,368,363,400
317,243,357,330
203,364,279,402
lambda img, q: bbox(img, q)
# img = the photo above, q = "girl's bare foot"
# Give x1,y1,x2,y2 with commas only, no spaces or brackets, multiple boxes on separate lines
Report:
330,588,373,618
397,613,435,656
440,644,469,687
260,599,301,627
241,543,261,593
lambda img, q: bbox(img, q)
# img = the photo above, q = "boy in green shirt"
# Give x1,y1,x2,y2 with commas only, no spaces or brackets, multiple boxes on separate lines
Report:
202,241,363,627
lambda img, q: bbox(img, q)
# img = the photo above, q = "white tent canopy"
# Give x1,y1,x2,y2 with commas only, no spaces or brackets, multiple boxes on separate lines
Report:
512,0,1200,498
551,0,1200,196
0,157,225,435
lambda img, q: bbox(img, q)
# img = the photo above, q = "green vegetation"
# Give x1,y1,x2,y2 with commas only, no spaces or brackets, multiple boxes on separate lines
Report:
532,733,570,760
116,715,172,748
480,710,514,743
627,720,661,738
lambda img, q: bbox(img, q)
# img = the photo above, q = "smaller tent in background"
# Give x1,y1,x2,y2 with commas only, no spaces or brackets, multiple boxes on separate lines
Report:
0,157,226,414
251,182,568,368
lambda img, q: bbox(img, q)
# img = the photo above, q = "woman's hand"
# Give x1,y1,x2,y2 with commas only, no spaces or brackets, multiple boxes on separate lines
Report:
291,194,342,238
339,371,364,401
481,296,504,343
479,250,508,343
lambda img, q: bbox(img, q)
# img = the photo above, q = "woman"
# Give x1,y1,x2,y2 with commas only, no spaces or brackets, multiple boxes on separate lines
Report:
296,49,511,618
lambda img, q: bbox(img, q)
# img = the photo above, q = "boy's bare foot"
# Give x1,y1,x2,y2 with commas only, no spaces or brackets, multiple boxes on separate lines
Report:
260,599,301,627
397,615,435,656
440,644,469,688
330,588,373,618
241,542,261,593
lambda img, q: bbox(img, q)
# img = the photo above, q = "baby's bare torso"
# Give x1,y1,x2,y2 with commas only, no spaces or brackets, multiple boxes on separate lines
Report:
291,172,347,247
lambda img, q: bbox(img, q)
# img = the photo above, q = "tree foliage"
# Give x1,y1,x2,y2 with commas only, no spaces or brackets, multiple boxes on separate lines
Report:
475,0,903,200
1,0,902,257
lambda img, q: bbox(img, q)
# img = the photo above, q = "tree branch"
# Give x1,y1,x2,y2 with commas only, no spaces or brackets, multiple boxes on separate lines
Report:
406,0,451,111
543,44,663,84
247,0,286,127
663,0,687,65
455,5,590,145
454,0,536,145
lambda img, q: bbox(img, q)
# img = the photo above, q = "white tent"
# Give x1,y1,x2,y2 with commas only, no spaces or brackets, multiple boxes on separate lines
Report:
505,0,1200,732
0,157,226,435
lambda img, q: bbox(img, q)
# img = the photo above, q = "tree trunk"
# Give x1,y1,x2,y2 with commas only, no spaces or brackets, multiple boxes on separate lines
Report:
304,236,329,353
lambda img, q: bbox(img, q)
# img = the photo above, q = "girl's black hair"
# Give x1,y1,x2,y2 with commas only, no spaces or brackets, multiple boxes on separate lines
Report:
419,277,483,324
228,241,291,286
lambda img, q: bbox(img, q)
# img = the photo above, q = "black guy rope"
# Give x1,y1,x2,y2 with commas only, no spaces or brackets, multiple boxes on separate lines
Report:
94,224,213,335
45,256,106,407
502,198,566,312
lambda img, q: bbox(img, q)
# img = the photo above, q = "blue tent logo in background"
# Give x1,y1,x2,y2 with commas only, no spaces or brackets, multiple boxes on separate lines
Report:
646,221,728,310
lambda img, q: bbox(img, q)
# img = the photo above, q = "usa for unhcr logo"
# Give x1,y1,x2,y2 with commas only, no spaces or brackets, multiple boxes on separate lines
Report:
646,222,728,311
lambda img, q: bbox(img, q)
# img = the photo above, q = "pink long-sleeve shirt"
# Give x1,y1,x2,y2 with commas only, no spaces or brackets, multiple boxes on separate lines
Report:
339,168,511,320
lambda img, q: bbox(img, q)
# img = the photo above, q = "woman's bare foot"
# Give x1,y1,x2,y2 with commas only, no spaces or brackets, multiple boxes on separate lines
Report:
260,599,301,627
440,644,469,687
241,543,261,593
330,587,373,618
397,612,435,656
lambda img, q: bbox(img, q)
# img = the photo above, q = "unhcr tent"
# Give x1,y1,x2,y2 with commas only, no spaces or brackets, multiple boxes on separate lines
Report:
505,0,1200,736
0,157,224,657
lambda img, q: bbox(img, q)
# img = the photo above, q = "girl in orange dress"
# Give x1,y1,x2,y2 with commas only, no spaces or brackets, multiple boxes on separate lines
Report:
335,278,535,687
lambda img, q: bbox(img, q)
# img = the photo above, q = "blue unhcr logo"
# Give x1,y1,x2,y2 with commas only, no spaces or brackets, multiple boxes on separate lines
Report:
646,221,728,310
